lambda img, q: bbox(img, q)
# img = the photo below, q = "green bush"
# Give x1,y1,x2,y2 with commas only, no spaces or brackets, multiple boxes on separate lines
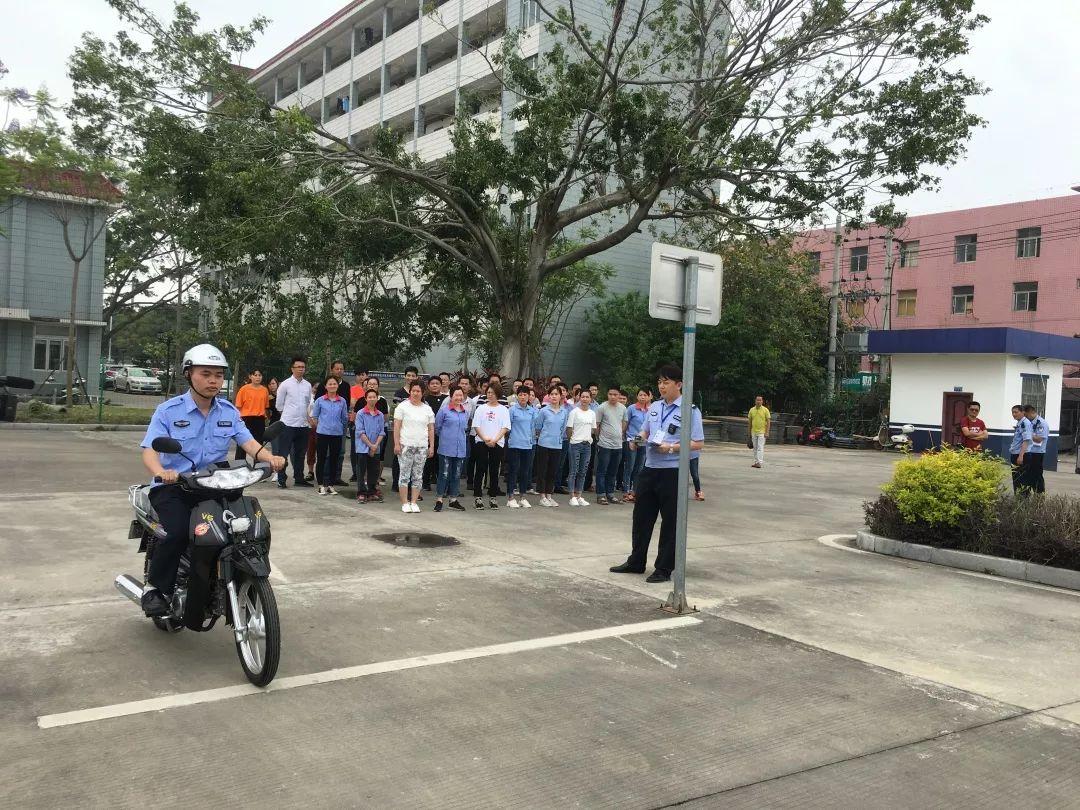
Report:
881,446,1005,528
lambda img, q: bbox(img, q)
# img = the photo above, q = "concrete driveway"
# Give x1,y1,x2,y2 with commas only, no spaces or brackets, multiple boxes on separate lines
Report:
3,432,1080,807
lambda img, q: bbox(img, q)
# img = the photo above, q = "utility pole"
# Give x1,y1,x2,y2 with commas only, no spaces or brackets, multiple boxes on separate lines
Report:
826,215,842,396
881,228,895,381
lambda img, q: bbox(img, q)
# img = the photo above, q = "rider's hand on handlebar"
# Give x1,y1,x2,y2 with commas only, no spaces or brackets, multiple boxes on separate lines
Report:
159,469,180,484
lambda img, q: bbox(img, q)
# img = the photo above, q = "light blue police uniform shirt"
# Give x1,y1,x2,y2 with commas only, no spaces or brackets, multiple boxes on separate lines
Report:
1028,415,1049,454
141,391,254,484
1009,417,1033,455
642,396,704,469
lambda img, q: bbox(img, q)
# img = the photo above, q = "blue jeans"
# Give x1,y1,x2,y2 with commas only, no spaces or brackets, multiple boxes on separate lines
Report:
595,446,622,498
567,442,592,493
557,438,570,488
505,447,533,495
277,424,310,485
436,454,464,498
690,456,701,492
623,444,646,493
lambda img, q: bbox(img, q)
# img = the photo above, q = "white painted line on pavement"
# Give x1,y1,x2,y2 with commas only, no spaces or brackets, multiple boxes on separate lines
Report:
38,615,702,729
616,635,678,669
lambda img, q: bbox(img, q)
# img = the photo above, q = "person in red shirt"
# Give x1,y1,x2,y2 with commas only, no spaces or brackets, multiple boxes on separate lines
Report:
960,401,988,451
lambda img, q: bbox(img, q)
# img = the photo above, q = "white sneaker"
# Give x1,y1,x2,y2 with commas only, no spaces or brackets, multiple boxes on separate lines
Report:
318,485,328,495
549,497,559,507
578,497,590,506
569,496,580,506
519,498,531,508
411,502,421,513
538,496,551,507
326,486,338,496
507,498,520,508
401,503,411,513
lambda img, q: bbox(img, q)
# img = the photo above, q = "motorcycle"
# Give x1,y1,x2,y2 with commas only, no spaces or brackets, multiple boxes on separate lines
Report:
876,421,914,452
114,421,284,686
796,414,836,448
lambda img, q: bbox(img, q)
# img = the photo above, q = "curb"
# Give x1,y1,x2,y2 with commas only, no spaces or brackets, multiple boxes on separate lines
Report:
855,529,1080,592
0,423,147,432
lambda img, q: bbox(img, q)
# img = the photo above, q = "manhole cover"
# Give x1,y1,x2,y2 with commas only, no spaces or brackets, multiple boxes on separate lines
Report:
373,532,460,548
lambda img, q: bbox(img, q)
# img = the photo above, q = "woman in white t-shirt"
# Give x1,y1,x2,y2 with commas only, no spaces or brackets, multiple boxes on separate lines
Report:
565,391,598,505
470,383,511,509
393,381,435,513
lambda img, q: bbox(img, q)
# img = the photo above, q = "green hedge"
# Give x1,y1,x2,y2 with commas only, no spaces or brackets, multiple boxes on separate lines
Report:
865,447,1080,572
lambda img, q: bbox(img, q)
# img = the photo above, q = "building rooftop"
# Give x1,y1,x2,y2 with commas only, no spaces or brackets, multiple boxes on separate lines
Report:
13,163,122,204
869,327,1080,364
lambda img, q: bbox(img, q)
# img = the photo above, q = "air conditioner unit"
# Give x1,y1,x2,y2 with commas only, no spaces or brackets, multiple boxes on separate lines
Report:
841,330,869,353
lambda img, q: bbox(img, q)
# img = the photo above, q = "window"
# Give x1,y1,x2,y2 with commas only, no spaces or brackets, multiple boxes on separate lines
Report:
1013,281,1038,311
849,246,868,275
1021,373,1047,416
896,289,917,318
519,0,539,26
955,234,977,263
33,336,69,372
846,298,866,320
1016,226,1041,259
805,251,821,272
899,240,919,268
951,285,974,315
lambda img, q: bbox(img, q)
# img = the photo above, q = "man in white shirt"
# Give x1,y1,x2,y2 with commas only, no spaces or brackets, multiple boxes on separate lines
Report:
274,355,314,488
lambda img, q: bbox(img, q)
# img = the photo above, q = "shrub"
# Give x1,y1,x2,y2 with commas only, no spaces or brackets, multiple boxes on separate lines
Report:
881,446,1005,528
985,495,1080,571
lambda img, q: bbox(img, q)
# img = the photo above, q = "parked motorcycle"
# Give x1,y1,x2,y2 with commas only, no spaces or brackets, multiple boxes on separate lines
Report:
876,421,914,452
114,421,284,686
796,414,836,447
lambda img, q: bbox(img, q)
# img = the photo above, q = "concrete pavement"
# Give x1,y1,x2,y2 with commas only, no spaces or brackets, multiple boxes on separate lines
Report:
3,432,1080,807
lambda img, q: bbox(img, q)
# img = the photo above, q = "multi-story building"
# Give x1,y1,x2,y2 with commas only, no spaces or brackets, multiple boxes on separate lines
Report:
241,0,658,379
798,194,1080,447
0,168,118,397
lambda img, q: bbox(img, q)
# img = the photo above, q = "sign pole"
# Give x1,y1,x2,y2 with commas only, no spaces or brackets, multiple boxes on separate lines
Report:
664,256,698,615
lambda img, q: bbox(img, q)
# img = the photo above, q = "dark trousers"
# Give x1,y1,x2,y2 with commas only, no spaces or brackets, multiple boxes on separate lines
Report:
235,415,265,460
628,467,679,575
423,436,439,489
147,484,202,594
472,443,504,497
689,456,701,492
506,447,533,496
357,449,382,495
595,446,623,498
583,438,598,490
557,438,570,489
1026,453,1046,493
278,425,310,484
465,440,477,488
615,440,629,490
535,446,561,493
315,434,342,485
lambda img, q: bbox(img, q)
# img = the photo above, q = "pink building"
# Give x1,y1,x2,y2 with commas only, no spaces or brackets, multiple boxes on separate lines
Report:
798,194,1080,449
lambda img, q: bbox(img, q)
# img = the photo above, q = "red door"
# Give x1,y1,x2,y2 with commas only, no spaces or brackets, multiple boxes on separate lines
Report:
942,392,973,447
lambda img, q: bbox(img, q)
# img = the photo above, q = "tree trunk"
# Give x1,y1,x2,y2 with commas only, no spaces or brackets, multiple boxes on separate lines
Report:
173,271,185,395
66,258,81,408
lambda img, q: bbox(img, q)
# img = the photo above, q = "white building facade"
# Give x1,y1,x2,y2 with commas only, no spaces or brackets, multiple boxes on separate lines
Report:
244,0,658,379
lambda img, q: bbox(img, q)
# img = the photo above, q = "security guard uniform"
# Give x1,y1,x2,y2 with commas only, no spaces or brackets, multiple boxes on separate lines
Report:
140,391,253,594
623,396,704,576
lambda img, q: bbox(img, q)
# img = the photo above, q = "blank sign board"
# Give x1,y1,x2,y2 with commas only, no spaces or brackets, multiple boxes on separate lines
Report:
648,242,722,326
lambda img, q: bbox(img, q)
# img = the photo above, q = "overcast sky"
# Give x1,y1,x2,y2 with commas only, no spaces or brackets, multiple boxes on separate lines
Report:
3,0,1079,218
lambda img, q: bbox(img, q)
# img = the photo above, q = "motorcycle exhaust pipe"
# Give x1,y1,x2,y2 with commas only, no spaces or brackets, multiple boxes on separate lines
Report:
114,574,145,605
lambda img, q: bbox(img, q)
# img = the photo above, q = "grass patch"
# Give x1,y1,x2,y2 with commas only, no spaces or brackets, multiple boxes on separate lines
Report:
16,401,153,425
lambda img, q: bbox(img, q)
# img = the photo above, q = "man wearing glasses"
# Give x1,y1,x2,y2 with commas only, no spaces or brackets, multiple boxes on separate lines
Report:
960,401,988,451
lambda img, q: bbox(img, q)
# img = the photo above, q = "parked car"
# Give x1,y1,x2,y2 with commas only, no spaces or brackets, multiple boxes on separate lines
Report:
102,364,123,389
114,367,163,394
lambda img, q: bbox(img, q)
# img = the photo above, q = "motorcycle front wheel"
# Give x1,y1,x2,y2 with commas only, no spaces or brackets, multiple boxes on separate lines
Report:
233,577,281,687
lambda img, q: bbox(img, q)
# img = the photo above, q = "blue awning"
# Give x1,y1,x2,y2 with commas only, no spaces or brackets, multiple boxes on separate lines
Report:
868,327,1080,363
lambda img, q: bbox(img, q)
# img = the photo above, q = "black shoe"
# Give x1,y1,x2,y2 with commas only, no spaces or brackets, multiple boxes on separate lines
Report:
554,487,569,495
646,571,671,583
304,472,314,481
493,489,506,497
333,479,348,486
294,480,313,488
448,500,465,511
610,562,646,574
474,498,485,510
489,498,499,509
349,474,357,482
277,480,287,489
434,501,444,512
141,588,169,617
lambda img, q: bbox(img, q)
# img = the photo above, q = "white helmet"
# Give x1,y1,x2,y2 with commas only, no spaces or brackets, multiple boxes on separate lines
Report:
182,343,229,372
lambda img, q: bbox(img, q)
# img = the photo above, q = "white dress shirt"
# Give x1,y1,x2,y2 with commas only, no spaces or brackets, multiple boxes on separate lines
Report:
276,376,314,428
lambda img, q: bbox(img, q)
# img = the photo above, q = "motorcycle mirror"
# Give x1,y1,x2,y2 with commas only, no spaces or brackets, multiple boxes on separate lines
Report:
152,436,183,454
262,420,284,443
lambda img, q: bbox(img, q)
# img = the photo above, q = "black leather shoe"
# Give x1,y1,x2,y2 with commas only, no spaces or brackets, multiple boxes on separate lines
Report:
277,480,287,489
554,487,569,495
646,571,671,583
141,588,169,617
610,562,646,574
294,480,313,488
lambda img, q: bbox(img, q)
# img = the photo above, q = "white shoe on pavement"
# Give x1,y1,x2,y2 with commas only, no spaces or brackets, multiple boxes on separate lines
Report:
326,486,338,495
507,498,520,508
519,498,531,508
317,485,328,495
569,496,580,506
401,503,411,513
578,497,590,506
411,502,421,513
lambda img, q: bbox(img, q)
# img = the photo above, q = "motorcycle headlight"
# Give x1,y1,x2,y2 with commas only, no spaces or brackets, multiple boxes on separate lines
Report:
195,467,270,490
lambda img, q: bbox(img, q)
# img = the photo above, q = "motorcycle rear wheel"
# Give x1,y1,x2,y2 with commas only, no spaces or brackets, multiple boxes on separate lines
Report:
233,577,281,687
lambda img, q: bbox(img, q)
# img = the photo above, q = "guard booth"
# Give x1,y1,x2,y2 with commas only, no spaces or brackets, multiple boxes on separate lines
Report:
868,327,1080,471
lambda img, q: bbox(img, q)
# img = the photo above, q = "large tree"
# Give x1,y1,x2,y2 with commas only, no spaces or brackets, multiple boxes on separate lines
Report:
72,0,985,376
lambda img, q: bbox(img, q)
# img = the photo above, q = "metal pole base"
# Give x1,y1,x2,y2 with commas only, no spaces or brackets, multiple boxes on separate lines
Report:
660,590,699,615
